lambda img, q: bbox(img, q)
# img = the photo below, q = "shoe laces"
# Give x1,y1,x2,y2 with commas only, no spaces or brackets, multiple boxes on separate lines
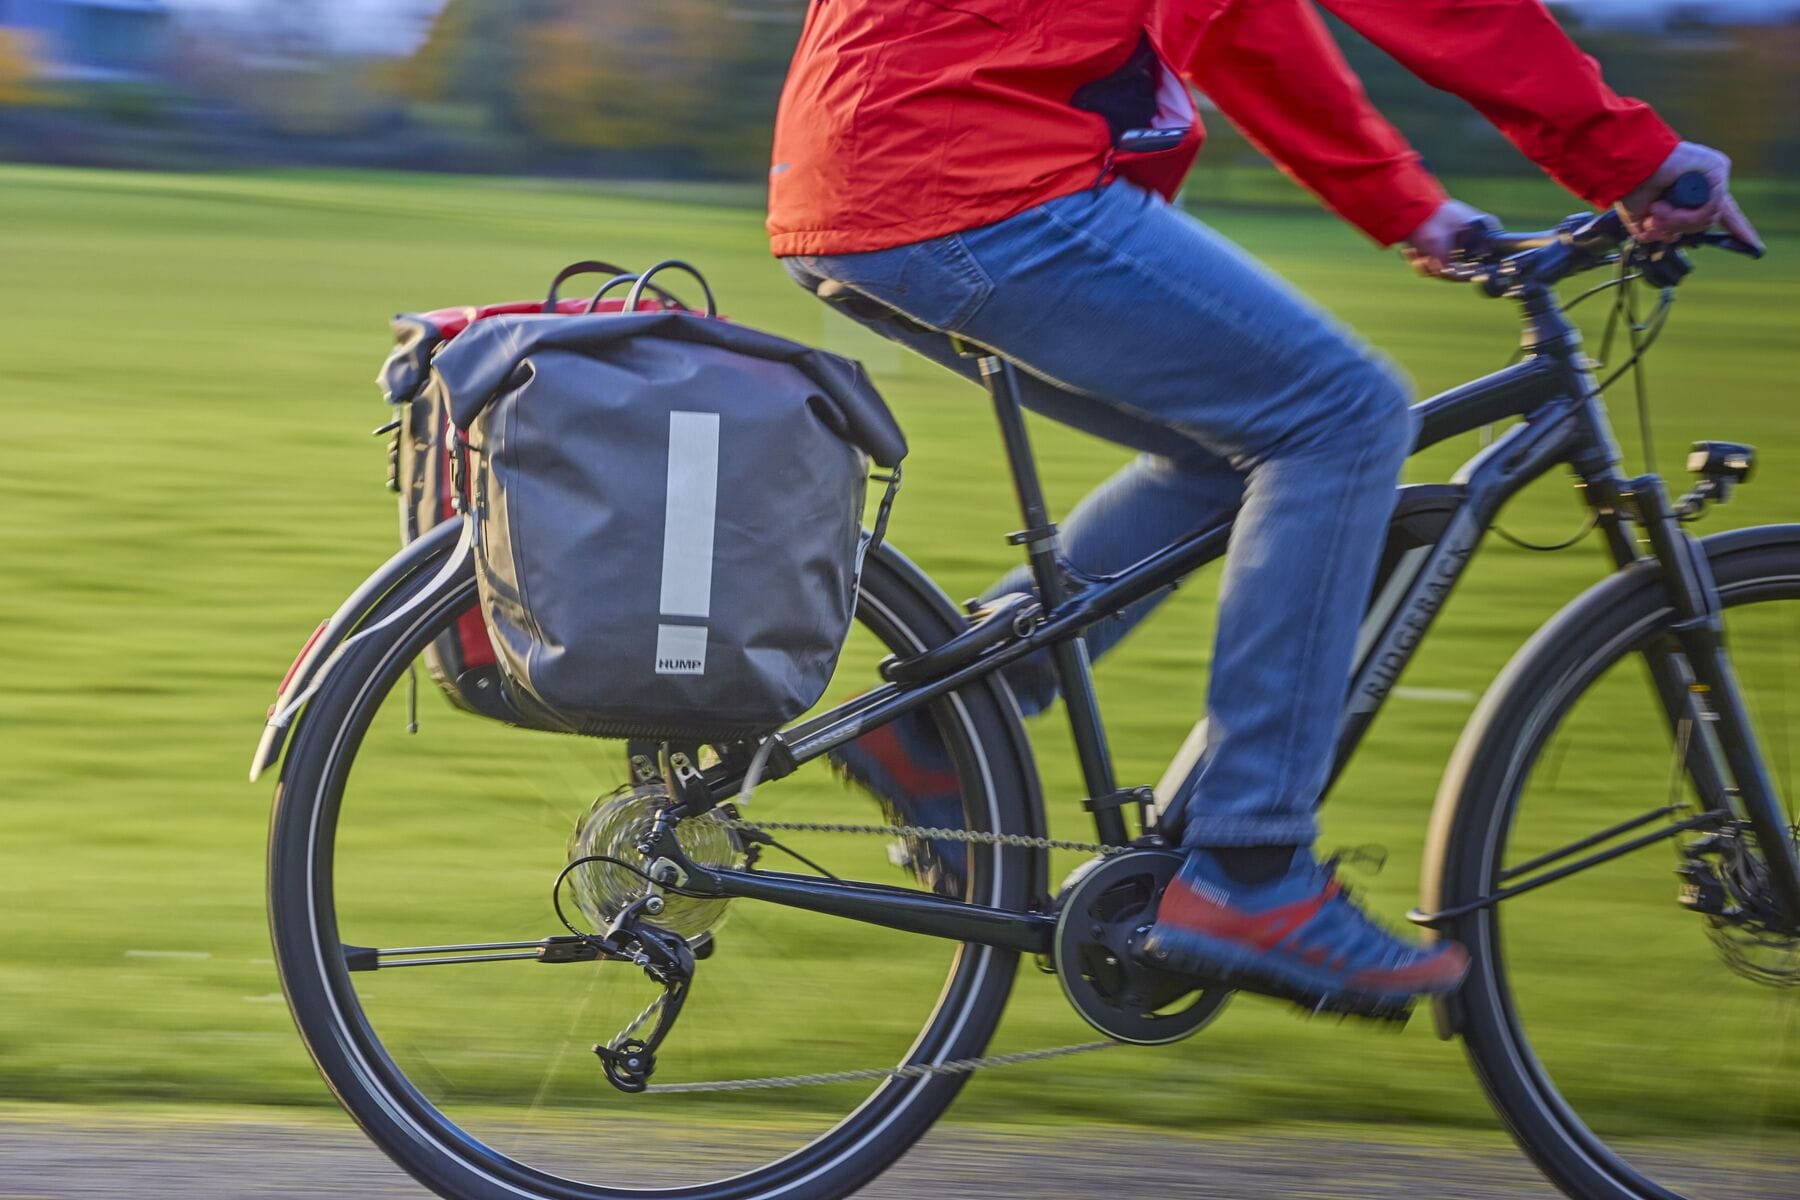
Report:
1308,846,1426,968
1325,843,1389,877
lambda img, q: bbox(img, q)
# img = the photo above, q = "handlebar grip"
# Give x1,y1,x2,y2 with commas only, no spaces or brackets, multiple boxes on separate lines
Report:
1453,215,1503,261
1662,170,1711,210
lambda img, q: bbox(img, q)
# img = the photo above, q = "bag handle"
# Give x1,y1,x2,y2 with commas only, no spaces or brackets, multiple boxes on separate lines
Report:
624,260,718,318
584,273,691,315
544,261,632,312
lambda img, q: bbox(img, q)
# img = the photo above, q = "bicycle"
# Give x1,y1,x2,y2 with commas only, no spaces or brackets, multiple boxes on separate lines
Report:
256,178,1793,1200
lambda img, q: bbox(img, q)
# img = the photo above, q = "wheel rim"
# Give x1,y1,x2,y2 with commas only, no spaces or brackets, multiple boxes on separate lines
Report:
1474,571,1800,1199
284,576,1021,1198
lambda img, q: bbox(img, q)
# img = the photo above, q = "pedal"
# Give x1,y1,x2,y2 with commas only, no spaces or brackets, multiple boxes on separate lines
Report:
1303,990,1415,1026
1217,970,1414,1025
1135,942,1417,1025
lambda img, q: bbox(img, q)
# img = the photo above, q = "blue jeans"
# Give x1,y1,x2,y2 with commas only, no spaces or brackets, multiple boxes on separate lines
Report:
785,181,1415,849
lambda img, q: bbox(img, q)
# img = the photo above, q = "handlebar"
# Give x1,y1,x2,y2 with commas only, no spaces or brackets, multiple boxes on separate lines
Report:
1442,171,1762,298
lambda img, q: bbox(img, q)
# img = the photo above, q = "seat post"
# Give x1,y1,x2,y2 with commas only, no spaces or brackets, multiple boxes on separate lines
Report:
973,354,1067,606
969,351,1130,843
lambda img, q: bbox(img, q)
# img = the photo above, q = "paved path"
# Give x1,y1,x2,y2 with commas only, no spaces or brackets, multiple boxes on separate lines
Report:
1,1118,1794,1198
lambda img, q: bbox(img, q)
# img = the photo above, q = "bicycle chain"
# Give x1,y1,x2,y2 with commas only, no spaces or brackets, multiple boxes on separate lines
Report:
643,1040,1121,1093
714,815,1128,857
599,816,1133,1092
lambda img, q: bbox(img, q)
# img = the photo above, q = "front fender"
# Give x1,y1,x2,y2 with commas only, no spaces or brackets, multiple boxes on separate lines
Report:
1418,522,1800,1038
249,519,473,782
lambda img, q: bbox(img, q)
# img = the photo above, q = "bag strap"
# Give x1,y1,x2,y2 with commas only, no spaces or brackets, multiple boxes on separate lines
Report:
624,261,718,318
583,273,691,315
544,261,632,312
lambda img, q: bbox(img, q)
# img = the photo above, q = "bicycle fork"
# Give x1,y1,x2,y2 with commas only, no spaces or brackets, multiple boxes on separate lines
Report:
1617,473,1800,928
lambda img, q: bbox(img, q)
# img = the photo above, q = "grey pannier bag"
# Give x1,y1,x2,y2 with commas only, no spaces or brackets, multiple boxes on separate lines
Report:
426,271,908,742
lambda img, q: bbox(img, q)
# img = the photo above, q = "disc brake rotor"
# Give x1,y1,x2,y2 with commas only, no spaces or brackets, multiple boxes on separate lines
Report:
1679,825,1800,987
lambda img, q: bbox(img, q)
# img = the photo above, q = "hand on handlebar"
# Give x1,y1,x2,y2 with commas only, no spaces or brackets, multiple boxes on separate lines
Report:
1619,141,1762,253
1403,198,1496,277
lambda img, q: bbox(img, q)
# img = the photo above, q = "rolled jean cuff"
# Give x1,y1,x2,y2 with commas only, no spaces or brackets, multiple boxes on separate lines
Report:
1179,812,1318,850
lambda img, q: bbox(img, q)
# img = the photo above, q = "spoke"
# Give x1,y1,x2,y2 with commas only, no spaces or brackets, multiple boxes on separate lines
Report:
1414,809,1727,928
1501,803,1688,882
345,937,601,971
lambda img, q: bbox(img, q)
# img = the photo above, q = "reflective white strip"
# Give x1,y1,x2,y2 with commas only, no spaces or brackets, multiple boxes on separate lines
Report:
1394,686,1477,703
659,411,720,620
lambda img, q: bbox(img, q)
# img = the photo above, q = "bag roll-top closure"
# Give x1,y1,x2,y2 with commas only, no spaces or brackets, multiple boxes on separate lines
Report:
431,310,909,470
379,314,446,407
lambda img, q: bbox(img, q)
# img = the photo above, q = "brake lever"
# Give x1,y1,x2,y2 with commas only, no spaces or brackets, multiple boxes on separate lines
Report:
1690,232,1765,260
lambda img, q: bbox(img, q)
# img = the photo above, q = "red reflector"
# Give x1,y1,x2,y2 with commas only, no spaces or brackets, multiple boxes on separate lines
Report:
278,621,331,698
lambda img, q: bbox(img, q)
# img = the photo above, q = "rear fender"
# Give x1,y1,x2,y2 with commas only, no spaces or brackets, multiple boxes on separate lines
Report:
249,519,474,782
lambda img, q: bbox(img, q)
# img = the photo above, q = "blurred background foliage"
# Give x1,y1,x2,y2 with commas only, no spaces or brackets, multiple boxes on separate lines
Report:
0,1,1796,187
4,0,1800,1133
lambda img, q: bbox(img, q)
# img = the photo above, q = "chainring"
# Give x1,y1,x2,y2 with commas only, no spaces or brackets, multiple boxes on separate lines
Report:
1051,849,1231,1045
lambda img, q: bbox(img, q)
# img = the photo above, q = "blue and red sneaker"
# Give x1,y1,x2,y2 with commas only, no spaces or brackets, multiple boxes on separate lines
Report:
1137,848,1469,1020
827,710,968,898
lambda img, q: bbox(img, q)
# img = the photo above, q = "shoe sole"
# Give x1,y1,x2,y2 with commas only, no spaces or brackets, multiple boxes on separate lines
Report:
1136,928,1462,1023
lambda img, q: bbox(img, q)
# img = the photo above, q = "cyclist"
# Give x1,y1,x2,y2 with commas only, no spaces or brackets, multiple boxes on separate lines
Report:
772,0,1761,1015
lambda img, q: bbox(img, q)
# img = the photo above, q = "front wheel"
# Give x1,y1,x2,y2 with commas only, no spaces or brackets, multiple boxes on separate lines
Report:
1431,527,1800,1200
267,537,1043,1200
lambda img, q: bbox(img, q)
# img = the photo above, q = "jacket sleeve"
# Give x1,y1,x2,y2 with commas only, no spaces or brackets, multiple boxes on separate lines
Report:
1315,0,1679,211
1181,0,1447,247
1178,0,1681,248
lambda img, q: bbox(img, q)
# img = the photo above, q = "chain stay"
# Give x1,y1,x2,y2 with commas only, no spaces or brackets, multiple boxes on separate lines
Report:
598,814,1132,1091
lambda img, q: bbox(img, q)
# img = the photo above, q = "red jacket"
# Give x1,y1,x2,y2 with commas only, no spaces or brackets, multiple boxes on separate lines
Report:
767,0,1679,257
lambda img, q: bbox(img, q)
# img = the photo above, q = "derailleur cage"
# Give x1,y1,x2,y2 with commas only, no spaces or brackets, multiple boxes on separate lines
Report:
594,1038,659,1094
588,900,695,1093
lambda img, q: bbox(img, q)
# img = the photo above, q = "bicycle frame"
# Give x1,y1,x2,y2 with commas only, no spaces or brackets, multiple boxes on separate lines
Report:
657,281,1800,954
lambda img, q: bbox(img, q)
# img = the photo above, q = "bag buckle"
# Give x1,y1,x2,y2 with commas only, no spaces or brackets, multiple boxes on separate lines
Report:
866,465,903,557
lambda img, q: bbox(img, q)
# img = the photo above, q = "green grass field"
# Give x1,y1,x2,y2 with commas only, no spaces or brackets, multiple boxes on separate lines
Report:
3,165,1798,1143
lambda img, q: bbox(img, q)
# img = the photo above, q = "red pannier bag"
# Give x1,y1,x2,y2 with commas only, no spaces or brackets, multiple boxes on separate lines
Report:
376,261,700,723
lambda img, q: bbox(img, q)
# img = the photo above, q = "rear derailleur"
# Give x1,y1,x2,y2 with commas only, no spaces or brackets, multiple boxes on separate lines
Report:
585,893,695,1093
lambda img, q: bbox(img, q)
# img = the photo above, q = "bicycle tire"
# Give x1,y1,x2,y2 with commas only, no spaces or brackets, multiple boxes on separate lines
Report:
267,535,1045,1200
1427,524,1800,1200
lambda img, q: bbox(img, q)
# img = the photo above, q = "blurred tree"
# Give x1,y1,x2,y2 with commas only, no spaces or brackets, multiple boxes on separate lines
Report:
402,0,550,135
6,0,1795,182
515,2,730,153
0,29,49,108
396,0,806,174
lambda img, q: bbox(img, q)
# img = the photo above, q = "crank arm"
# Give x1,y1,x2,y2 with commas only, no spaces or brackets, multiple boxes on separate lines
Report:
342,936,605,972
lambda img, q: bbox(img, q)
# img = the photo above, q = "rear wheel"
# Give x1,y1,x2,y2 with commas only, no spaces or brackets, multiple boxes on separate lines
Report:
1434,529,1800,1200
268,541,1042,1200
